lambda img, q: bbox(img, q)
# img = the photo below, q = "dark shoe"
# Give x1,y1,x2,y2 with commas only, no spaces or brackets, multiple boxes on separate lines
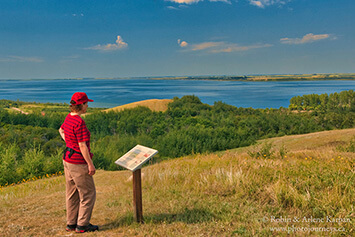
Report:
75,224,99,233
66,224,77,231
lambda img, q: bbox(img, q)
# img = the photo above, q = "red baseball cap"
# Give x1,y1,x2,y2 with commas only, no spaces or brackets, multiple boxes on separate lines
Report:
71,92,94,105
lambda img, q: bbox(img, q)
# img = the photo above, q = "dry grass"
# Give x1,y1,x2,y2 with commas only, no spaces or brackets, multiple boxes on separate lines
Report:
256,128,355,152
0,129,354,236
103,99,173,113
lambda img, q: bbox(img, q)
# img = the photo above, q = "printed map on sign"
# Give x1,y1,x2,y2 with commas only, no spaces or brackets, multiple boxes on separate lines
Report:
115,145,158,172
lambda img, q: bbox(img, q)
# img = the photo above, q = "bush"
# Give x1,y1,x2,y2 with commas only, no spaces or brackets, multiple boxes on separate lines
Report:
0,143,20,185
18,147,46,179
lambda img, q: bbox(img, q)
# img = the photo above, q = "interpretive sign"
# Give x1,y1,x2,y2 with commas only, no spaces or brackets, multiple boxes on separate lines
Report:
115,144,158,223
115,144,158,172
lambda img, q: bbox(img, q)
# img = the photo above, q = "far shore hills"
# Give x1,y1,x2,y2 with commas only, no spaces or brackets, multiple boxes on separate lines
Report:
2,73,355,81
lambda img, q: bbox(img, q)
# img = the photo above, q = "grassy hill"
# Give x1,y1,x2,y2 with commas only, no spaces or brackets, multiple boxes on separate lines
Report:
103,99,173,113
0,129,354,236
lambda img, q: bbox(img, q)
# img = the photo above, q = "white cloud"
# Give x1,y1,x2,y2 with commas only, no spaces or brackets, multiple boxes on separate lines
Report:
178,39,189,47
86,35,128,52
72,13,84,17
192,41,224,51
167,6,180,10
209,0,231,3
280,33,332,44
169,0,201,3
168,0,290,7
0,56,43,63
249,1,264,8
248,0,289,8
168,0,230,4
179,40,272,53
210,43,272,53
167,4,190,10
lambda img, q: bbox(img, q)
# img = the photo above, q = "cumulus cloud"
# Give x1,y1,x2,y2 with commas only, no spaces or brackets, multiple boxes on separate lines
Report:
168,0,230,4
249,1,264,8
86,35,128,52
0,56,43,63
178,39,189,47
248,0,289,8
178,39,272,53
280,33,333,44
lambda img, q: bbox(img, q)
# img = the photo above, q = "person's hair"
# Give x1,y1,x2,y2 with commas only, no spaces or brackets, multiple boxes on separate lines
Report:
70,100,87,112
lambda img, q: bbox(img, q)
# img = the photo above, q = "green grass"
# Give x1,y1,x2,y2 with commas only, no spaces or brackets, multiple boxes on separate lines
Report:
0,129,354,236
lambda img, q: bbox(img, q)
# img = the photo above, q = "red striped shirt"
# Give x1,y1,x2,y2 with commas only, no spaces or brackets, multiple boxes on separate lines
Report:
61,113,93,164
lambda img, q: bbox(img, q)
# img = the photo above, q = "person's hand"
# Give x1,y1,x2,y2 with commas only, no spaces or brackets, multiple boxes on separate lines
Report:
88,165,96,176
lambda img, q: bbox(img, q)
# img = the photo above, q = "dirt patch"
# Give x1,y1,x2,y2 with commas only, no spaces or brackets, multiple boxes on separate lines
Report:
10,107,29,115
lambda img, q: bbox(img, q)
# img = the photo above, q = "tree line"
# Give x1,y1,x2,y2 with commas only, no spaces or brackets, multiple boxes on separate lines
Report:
0,91,354,185
289,90,355,112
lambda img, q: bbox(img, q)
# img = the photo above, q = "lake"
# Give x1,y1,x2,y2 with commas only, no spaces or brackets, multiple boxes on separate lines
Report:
0,79,354,108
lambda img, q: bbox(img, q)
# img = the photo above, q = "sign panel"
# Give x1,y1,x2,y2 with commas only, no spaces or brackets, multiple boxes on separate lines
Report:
115,145,158,172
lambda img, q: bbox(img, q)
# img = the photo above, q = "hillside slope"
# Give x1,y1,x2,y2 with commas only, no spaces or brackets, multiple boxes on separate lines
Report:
103,99,173,113
0,129,354,236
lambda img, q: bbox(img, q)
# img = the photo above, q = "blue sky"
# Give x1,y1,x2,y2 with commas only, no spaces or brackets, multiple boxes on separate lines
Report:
0,0,354,79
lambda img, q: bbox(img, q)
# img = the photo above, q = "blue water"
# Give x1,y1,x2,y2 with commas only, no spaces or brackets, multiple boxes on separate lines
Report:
0,79,354,109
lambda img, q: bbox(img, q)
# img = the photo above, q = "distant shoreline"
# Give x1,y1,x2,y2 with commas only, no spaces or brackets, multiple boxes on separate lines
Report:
1,73,355,81
149,73,355,82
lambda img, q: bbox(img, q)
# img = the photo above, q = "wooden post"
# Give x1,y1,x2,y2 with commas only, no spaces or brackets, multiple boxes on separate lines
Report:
115,145,157,223
133,169,143,223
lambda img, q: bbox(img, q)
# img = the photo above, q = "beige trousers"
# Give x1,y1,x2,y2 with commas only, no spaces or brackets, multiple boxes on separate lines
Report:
63,161,96,226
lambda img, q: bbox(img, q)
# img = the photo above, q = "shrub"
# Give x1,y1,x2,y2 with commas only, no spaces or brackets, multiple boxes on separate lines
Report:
18,147,46,179
0,143,20,185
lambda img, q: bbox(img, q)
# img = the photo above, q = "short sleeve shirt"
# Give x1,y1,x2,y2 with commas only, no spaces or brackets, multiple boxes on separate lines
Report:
61,113,93,164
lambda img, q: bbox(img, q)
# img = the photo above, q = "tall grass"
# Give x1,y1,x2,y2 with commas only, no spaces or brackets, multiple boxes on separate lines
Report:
0,130,354,236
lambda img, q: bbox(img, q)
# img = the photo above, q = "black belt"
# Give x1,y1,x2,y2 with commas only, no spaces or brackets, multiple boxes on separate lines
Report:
63,147,82,160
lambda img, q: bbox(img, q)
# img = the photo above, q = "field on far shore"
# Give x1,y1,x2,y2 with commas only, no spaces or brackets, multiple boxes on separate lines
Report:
150,73,355,81
0,128,354,236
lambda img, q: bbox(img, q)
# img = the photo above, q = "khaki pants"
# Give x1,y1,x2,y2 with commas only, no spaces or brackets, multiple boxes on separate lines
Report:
63,161,96,226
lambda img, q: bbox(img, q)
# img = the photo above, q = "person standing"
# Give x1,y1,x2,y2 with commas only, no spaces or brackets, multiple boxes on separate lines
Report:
58,92,99,233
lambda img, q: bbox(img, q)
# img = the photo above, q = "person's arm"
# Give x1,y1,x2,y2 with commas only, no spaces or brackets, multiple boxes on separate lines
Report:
78,142,96,176
59,127,65,141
